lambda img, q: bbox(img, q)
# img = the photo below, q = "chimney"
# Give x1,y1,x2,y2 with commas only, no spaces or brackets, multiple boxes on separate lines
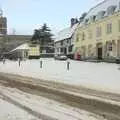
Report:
71,18,78,27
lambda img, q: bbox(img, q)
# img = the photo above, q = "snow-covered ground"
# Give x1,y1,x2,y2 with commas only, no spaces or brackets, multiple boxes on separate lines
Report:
0,58,120,94
0,96,39,120
0,85,106,120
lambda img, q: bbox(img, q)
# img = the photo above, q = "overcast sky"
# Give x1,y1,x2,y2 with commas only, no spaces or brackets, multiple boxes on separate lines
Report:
0,0,104,35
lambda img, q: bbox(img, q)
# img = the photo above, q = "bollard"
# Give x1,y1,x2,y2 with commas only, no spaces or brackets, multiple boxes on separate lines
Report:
67,61,70,70
3,57,5,64
19,60,20,67
40,60,43,68
3,59,5,64
18,58,21,67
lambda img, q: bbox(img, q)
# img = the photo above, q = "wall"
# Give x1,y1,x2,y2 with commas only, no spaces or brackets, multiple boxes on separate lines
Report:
0,35,32,53
28,44,40,57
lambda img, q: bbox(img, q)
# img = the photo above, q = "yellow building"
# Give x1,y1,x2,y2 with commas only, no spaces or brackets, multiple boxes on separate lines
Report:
28,44,40,59
74,0,120,61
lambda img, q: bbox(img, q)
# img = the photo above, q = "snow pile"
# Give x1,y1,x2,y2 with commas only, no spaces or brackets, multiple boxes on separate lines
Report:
0,58,120,94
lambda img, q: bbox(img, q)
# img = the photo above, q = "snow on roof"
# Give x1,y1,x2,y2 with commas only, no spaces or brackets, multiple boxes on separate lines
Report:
55,24,78,42
85,0,120,19
10,43,30,52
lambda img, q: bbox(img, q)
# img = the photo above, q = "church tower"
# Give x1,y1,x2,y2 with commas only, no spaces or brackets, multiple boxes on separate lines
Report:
0,9,7,35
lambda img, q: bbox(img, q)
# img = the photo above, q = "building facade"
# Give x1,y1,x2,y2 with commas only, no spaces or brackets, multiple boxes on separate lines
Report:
0,9,7,35
55,19,78,57
8,43,40,60
28,44,40,59
0,34,32,54
54,29,73,55
73,0,120,61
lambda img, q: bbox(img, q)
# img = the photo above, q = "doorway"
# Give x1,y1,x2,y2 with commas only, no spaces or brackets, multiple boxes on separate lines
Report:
97,43,103,60
64,48,67,55
98,47,102,60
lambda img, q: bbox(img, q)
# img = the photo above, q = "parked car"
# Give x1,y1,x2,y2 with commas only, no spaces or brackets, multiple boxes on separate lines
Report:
116,57,120,64
54,54,68,60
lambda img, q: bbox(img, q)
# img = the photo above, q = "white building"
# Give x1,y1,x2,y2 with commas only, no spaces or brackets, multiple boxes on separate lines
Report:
8,43,40,60
54,19,78,57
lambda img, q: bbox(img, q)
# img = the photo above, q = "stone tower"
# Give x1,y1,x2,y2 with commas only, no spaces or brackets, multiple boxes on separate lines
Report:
0,9,7,35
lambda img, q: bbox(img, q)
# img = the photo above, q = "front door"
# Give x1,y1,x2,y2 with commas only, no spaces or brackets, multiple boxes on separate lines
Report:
64,48,67,55
98,47,102,60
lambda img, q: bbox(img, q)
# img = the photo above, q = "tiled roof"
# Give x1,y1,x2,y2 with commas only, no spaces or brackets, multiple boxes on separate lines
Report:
55,24,78,42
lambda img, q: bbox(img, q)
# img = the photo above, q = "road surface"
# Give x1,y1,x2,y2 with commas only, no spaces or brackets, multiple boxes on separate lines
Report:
0,72,120,120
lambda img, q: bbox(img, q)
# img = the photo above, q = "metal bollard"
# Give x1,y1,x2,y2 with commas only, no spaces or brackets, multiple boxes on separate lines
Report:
18,58,21,67
3,59,5,64
67,61,70,70
19,59,21,67
40,60,43,68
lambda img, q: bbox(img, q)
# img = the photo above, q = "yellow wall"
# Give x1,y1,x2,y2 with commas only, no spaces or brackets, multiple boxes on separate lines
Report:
29,44,40,56
74,12,120,58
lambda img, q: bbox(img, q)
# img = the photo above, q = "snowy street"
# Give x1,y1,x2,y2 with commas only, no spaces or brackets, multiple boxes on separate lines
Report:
0,72,120,120
0,82,106,120
0,59,120,119
0,58,120,94
0,98,39,120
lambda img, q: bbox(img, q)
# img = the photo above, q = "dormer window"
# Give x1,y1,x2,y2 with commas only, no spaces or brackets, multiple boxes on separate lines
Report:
107,5,116,16
84,19,89,24
89,15,96,23
96,11,105,20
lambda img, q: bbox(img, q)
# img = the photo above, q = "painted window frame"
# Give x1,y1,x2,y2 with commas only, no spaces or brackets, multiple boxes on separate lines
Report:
88,30,92,39
96,26,102,37
107,23,112,34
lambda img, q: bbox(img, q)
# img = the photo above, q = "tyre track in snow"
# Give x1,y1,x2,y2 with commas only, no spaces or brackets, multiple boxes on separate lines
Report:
0,72,120,120
0,91,57,120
